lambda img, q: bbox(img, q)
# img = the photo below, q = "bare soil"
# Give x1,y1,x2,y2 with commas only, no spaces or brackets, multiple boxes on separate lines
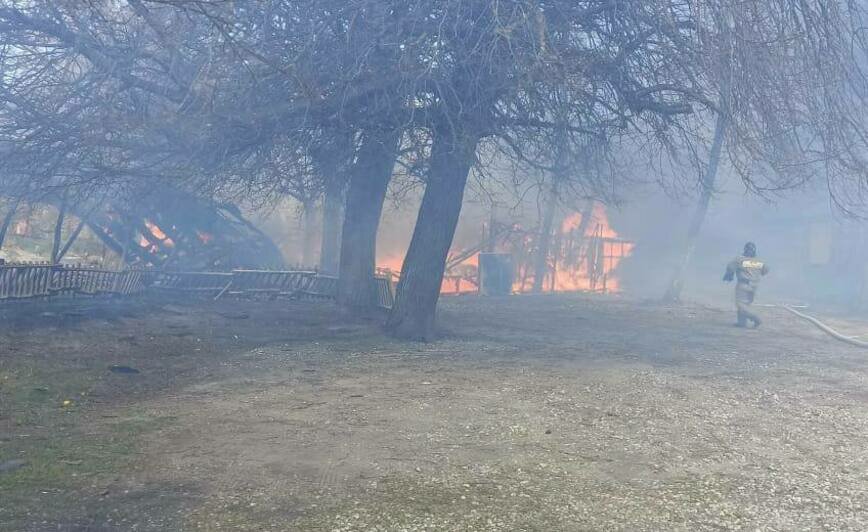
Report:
2,294,868,531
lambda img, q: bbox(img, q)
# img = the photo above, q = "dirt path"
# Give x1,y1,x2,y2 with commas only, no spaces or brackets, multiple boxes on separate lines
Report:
3,295,868,530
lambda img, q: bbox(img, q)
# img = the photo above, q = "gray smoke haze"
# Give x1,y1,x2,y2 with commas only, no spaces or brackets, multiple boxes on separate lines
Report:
615,176,867,310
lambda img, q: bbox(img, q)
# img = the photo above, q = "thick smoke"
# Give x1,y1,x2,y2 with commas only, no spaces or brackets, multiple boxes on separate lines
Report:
615,175,868,310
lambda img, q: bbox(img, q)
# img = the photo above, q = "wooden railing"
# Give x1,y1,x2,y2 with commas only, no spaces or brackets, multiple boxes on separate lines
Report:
0,262,393,308
148,271,233,295
149,270,341,301
0,263,145,300
51,266,145,296
0,263,52,299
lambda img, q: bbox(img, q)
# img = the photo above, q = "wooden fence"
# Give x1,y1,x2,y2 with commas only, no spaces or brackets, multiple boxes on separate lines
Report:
0,263,394,308
148,271,233,295
0,263,145,300
150,270,340,301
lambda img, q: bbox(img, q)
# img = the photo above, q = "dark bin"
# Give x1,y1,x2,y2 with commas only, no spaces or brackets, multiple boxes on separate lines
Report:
478,253,514,296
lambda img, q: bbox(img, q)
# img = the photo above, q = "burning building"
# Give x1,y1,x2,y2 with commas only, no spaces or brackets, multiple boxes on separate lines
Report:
511,203,634,294
377,201,634,297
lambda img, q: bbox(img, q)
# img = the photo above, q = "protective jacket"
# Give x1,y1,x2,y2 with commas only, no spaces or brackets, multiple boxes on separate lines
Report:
724,255,769,289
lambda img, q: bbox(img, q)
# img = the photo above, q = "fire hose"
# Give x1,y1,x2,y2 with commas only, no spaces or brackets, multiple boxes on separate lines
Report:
776,305,868,349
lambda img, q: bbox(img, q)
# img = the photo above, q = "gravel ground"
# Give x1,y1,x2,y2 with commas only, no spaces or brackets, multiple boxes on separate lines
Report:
2,294,868,530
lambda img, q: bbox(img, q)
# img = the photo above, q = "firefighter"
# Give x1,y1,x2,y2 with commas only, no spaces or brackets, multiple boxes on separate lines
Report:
723,242,769,328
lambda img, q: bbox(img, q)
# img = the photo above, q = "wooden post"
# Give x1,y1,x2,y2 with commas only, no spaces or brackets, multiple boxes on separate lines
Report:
56,218,86,263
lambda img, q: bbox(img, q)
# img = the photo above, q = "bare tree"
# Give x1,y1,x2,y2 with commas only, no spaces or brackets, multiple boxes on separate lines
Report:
663,0,868,301
337,128,402,307
663,111,729,302
384,1,709,339
3,0,868,339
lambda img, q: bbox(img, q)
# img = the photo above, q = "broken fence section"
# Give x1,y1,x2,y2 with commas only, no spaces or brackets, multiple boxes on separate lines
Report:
150,270,336,301
0,263,395,308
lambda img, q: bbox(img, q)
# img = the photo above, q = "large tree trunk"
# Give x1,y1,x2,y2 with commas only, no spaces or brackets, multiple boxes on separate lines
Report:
663,112,728,302
314,132,352,276
531,179,559,293
0,198,20,251
319,181,344,275
337,128,400,308
385,128,480,340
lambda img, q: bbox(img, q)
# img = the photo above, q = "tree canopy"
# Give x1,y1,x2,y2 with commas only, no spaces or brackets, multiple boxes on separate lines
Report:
2,0,868,338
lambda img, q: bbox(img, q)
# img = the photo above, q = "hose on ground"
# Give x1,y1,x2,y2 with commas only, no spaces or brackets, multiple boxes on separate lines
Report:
780,305,868,349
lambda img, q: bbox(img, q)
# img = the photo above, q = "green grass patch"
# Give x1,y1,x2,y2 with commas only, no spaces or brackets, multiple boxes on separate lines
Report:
0,362,101,426
0,362,176,528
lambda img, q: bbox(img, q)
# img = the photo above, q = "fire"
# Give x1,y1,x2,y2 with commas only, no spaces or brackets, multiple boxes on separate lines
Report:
561,212,582,233
137,233,159,253
144,219,175,248
540,203,633,293
442,266,478,294
376,202,632,296
377,253,404,276
375,252,479,294
144,219,167,239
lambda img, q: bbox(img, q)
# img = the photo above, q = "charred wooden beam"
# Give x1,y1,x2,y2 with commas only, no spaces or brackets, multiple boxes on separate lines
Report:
59,186,285,270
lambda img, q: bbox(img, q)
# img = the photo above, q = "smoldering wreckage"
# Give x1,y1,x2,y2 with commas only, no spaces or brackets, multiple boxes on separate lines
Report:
4,1,868,530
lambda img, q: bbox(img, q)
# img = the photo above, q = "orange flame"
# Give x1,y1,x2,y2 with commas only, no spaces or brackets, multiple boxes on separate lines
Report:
561,212,582,233
377,253,404,276
541,203,633,293
144,219,175,248
376,203,632,296
441,276,478,294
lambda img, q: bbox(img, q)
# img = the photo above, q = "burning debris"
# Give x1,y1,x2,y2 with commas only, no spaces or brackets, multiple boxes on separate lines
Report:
378,202,633,296
85,188,285,271
143,220,175,249
516,203,634,294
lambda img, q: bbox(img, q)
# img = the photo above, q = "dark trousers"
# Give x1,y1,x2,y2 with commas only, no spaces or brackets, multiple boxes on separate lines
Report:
735,283,760,326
